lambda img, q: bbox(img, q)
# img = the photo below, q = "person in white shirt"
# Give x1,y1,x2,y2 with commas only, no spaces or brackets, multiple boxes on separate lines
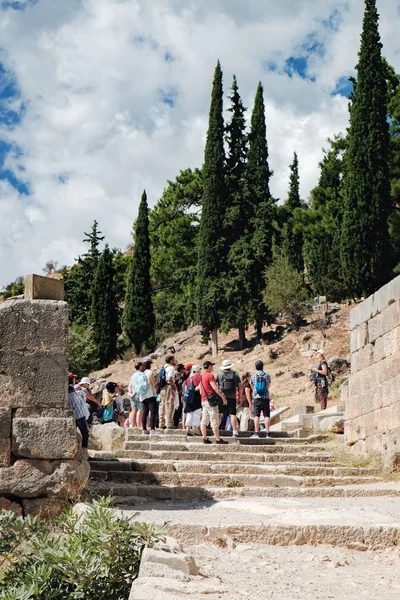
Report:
159,355,177,429
141,358,162,436
128,362,144,428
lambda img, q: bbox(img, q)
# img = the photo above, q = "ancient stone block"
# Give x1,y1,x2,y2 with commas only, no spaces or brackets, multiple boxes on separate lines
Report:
0,300,68,351
89,423,125,452
15,407,73,418
362,385,382,416
24,274,64,301
388,274,400,305
371,282,390,317
379,352,400,384
0,408,11,467
358,344,374,371
140,547,199,577
349,295,373,330
368,313,382,344
381,375,400,409
351,350,358,375
351,323,368,353
293,406,314,415
12,417,79,460
381,300,400,337
0,459,90,498
0,349,67,408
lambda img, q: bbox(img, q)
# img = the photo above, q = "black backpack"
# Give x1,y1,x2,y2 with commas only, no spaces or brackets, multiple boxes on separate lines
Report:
221,371,237,392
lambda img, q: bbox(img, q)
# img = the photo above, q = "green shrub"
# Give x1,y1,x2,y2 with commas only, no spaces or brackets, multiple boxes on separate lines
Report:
264,252,308,326
0,498,163,600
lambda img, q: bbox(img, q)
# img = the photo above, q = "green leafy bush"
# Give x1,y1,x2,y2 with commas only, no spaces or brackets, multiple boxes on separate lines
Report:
0,498,163,600
264,252,308,326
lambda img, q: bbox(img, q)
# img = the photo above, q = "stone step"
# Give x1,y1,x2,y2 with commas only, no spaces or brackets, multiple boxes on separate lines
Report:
90,450,337,464
123,442,328,454
88,483,400,502
125,434,278,445
116,495,400,550
90,460,378,477
89,470,382,488
126,429,293,440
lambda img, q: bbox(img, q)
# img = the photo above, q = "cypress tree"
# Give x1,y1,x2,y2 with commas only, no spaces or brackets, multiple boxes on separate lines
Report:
223,75,253,347
90,245,119,367
302,137,347,300
247,82,275,339
282,152,304,273
197,61,226,352
341,0,391,296
123,190,156,355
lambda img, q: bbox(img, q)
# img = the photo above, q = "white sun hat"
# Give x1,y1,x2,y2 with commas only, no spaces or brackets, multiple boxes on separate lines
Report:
78,377,91,385
221,359,234,370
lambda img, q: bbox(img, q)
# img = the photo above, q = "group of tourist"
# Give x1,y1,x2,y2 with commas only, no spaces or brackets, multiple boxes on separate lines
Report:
67,351,330,447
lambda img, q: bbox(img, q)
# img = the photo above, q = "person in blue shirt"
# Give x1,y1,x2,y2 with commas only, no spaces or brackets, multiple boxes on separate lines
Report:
250,360,271,438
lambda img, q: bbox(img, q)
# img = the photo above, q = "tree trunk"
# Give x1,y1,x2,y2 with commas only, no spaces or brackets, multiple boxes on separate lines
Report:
238,326,246,350
256,317,263,342
211,327,218,357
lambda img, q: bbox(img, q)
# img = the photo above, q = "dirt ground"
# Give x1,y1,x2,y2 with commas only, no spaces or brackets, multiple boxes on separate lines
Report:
91,302,352,415
187,542,400,600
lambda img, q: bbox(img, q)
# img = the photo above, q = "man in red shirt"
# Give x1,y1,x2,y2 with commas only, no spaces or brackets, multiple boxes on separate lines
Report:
200,361,228,445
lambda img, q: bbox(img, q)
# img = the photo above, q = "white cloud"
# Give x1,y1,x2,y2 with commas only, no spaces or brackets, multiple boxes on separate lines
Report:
0,0,399,286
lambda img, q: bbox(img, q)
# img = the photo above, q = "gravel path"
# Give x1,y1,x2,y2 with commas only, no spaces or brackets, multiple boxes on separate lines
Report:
187,543,400,600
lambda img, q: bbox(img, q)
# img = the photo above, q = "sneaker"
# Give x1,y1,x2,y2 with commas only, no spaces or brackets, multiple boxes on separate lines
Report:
203,438,212,444
142,430,150,436
216,439,229,445
265,433,270,438
150,430,163,436
187,432,194,437
251,433,260,438
232,430,239,437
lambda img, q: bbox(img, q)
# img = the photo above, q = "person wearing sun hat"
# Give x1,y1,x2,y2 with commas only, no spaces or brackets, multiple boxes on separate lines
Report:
75,376,99,426
215,359,241,437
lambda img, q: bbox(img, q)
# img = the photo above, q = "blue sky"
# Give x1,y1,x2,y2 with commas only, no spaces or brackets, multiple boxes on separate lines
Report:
0,0,399,286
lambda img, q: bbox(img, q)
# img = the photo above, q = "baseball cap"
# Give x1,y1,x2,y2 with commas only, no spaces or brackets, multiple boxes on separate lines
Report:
184,362,194,371
203,360,215,369
68,372,77,378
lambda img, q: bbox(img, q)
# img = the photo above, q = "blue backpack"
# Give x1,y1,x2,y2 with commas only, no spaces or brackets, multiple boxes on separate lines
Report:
255,374,267,395
183,377,196,404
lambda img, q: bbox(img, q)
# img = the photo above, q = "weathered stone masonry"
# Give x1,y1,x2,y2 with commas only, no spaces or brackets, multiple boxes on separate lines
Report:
0,289,89,515
344,274,400,469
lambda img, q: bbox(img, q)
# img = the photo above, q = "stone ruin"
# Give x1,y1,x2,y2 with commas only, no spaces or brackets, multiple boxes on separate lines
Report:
344,274,400,469
0,274,89,516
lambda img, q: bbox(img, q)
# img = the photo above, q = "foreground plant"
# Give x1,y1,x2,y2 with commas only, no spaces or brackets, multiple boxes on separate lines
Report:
0,498,163,600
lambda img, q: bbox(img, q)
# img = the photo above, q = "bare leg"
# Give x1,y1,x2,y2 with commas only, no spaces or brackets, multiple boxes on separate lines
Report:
129,410,137,428
201,423,208,440
264,416,270,434
136,409,143,428
230,414,239,432
212,426,221,441
254,416,260,433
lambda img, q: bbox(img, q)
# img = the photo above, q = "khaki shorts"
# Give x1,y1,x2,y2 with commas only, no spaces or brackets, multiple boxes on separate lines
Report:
201,402,219,429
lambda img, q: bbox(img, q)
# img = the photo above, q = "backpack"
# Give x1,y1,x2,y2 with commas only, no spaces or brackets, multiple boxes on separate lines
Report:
221,371,237,392
255,374,267,395
326,366,335,387
183,377,196,404
155,366,168,394
133,372,149,396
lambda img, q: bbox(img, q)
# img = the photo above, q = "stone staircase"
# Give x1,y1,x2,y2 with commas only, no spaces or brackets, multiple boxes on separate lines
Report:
88,429,391,504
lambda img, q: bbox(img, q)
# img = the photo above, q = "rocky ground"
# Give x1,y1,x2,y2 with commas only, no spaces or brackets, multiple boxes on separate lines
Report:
90,301,352,413
187,542,400,600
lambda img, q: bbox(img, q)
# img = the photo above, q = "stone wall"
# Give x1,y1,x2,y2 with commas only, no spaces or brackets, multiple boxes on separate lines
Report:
345,275,400,469
0,291,89,515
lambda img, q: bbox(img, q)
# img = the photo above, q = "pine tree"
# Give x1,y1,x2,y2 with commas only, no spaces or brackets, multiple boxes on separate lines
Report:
223,75,253,347
123,190,156,355
64,220,105,325
341,0,391,296
197,61,226,353
247,82,275,339
282,152,304,273
90,245,119,367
